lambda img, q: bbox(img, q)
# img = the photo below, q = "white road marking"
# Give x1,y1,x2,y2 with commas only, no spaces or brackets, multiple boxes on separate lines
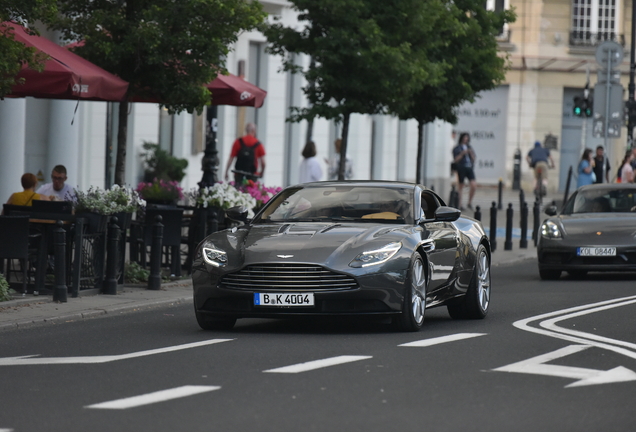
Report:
85,385,221,410
398,333,487,347
0,339,233,366
493,345,636,388
0,428,14,432
513,295,636,359
263,355,372,373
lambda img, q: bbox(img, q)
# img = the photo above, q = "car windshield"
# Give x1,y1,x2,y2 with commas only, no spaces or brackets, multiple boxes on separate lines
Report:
563,188,636,214
254,185,414,224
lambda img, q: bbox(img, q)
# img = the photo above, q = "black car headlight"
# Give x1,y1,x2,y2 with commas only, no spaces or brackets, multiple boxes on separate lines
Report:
350,242,402,268
540,220,562,239
202,246,228,267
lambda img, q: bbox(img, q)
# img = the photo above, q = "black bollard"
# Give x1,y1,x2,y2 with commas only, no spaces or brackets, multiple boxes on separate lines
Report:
449,185,459,209
474,205,482,221
103,216,120,295
532,199,541,246
148,215,163,290
489,201,497,252
504,203,513,250
207,206,219,235
497,179,503,210
519,189,525,213
520,201,528,248
53,221,67,303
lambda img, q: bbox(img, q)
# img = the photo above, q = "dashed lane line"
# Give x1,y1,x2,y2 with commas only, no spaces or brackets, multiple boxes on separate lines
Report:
263,355,372,374
398,333,487,347
85,385,221,410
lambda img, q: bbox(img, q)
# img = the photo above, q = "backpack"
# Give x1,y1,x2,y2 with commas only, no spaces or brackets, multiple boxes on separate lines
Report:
235,138,260,173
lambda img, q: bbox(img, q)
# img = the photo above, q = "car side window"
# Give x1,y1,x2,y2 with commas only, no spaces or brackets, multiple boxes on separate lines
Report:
421,192,439,219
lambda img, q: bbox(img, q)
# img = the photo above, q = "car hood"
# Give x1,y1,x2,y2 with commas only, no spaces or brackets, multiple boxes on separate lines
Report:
206,222,412,268
557,214,636,243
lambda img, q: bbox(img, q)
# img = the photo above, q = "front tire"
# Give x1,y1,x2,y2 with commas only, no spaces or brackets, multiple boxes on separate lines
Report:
448,244,490,319
195,305,236,331
394,254,427,332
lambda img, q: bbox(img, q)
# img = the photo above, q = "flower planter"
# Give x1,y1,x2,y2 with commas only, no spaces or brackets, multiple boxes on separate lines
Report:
76,211,109,234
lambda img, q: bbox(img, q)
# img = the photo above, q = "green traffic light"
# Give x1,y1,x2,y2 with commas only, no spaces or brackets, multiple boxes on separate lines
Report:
574,106,582,116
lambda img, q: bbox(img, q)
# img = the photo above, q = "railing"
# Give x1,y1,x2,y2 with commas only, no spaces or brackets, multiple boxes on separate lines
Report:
569,31,625,47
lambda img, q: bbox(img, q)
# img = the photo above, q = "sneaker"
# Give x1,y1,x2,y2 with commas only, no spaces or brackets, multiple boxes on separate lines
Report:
467,203,474,211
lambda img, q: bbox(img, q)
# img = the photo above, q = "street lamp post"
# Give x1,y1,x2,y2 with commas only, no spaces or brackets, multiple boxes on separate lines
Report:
199,105,219,188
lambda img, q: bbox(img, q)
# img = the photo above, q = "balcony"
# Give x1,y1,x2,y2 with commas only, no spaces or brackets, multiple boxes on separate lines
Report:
569,31,625,47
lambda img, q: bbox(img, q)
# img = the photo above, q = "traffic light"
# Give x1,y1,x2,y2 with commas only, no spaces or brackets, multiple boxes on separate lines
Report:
573,96,593,117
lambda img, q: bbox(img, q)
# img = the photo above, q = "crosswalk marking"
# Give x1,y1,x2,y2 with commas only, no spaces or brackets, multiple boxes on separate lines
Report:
263,355,372,374
85,385,221,410
398,333,487,347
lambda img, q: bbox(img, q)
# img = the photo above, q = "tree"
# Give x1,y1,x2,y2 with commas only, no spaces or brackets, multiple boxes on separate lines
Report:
394,0,516,184
48,0,265,185
0,0,57,97
263,0,446,180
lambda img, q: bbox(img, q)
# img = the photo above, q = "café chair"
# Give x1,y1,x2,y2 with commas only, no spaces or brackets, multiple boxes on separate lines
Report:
0,215,44,295
2,204,32,216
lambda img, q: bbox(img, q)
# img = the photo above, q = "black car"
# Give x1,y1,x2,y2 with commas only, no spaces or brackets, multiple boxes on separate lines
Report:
192,181,491,331
537,183,636,279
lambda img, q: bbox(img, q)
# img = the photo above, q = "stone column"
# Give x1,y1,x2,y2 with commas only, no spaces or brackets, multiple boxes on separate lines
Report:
48,99,80,185
0,98,26,203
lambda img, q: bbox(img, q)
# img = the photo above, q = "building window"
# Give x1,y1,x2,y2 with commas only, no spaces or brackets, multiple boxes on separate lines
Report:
158,107,173,153
485,0,510,42
570,0,621,46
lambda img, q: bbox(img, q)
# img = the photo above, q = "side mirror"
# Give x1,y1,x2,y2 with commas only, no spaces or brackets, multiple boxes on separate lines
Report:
226,205,249,223
434,206,461,222
544,205,558,216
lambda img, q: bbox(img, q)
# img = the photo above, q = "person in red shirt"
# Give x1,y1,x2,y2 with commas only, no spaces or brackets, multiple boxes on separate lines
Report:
224,122,266,184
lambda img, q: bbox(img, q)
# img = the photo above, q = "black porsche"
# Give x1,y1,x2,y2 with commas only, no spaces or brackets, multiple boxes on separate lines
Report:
537,183,636,280
192,181,491,331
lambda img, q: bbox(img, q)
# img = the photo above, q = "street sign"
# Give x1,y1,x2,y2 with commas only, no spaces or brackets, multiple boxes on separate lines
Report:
595,40,624,68
597,69,621,84
592,83,624,138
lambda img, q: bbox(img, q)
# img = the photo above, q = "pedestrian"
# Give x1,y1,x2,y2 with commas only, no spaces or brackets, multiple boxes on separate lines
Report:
36,165,75,201
224,122,266,184
451,132,476,210
576,148,596,188
450,130,459,187
592,145,611,183
526,140,555,196
325,138,353,180
3,173,51,212
298,141,323,183
619,150,634,183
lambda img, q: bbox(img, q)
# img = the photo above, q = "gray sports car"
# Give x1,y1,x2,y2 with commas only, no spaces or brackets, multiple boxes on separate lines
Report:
537,183,636,280
192,181,491,331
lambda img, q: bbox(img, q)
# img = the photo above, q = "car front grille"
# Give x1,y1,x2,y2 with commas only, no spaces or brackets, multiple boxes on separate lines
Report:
221,264,358,292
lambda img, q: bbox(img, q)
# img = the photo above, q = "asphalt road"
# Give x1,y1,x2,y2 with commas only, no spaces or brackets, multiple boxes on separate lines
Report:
1,262,636,432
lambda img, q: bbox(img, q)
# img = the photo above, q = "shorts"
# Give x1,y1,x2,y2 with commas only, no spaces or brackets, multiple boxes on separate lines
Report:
533,161,548,181
457,166,475,183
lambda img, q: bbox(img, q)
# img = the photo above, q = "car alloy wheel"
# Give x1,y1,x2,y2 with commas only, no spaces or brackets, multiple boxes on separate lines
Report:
448,243,490,319
395,254,427,332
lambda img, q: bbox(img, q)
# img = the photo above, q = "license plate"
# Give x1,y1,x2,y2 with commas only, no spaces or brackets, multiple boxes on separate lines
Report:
254,293,314,307
577,247,616,256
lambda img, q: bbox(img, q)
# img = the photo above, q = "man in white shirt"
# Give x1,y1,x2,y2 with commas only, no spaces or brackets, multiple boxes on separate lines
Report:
37,165,76,201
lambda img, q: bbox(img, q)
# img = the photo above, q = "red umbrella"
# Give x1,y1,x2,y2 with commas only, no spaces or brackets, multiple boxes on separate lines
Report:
206,73,267,108
3,22,129,101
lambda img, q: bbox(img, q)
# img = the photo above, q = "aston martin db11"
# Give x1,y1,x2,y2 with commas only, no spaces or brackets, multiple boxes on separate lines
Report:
537,183,636,280
192,181,491,331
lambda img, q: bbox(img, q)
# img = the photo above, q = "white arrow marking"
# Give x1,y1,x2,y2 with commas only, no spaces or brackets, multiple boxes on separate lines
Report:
0,339,233,366
493,345,636,388
85,385,221,410
263,355,372,373
399,333,487,347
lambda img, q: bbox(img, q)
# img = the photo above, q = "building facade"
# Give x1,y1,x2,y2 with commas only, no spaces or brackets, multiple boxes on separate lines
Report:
0,0,632,206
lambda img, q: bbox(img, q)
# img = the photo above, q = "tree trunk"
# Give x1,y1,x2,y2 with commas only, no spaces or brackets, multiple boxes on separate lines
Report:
114,100,129,186
338,112,351,181
416,119,424,185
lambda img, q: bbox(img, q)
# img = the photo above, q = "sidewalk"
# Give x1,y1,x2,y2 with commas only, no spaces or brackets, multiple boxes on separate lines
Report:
0,184,552,331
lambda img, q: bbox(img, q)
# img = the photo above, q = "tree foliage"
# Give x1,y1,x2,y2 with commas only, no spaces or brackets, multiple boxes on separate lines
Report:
393,0,515,183
263,0,448,179
0,0,58,97
47,0,266,184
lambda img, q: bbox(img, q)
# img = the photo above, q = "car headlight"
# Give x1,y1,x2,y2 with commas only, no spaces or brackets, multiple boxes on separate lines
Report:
540,220,562,239
202,246,228,267
350,242,402,268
